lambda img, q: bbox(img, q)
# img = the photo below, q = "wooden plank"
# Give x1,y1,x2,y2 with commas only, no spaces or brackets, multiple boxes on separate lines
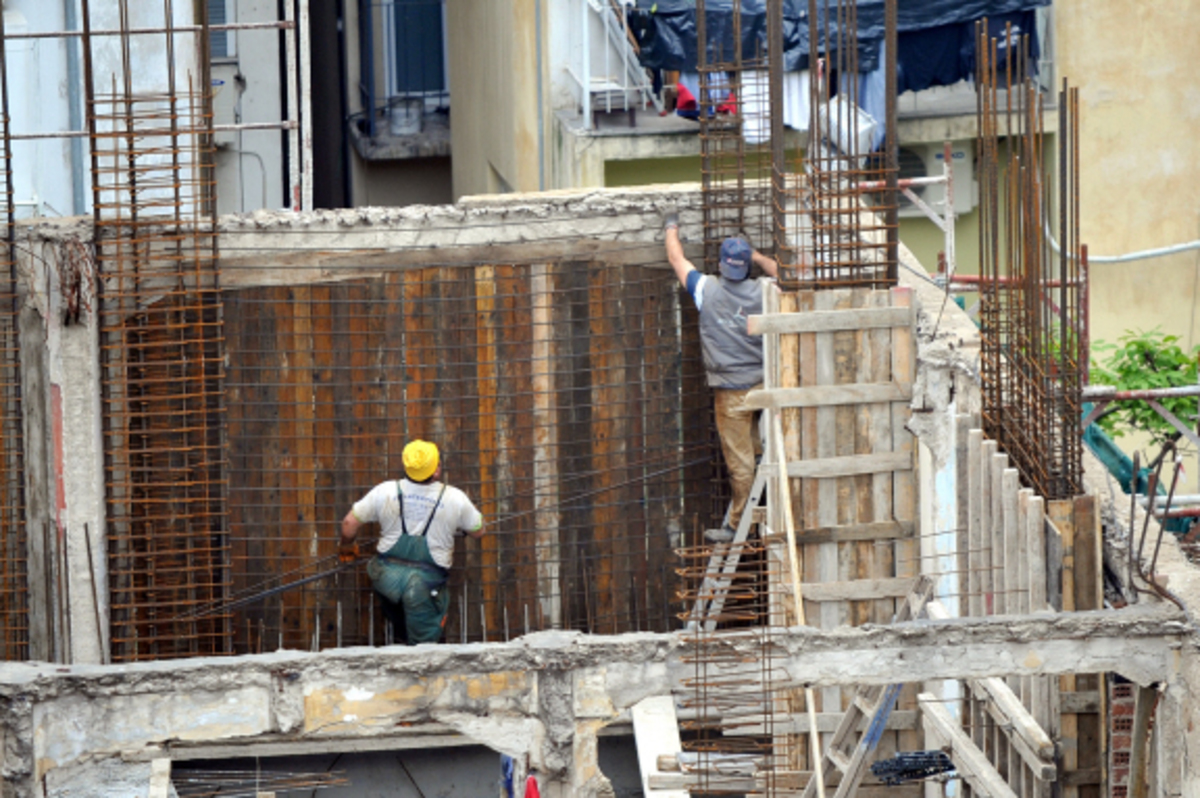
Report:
747,305,913,335
881,288,915,762
1015,487,1031,615
980,440,997,616
474,266,501,639
308,284,340,637
1059,769,1101,788
1027,496,1047,611
588,260,626,634
967,429,984,618
743,382,912,411
1045,516,1063,613
756,452,912,480
772,288,811,778
762,520,914,546
1048,499,1078,798
814,289,846,726
631,696,687,798
618,264,651,634
1059,692,1100,714
1127,684,1158,798
800,577,917,603
956,415,972,620
990,453,1009,616
530,263,561,630
921,692,1019,798
496,265,536,639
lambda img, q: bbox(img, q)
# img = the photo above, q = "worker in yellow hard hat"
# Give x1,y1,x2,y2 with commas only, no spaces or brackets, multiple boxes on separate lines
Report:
340,440,484,644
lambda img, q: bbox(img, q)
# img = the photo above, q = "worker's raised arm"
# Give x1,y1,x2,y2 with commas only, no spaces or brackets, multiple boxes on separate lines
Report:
664,213,696,288
752,249,779,279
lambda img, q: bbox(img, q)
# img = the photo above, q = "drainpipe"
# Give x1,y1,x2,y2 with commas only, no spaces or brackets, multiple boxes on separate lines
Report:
64,0,86,215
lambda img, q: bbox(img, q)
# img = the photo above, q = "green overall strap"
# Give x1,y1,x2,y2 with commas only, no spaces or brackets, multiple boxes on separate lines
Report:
397,481,447,537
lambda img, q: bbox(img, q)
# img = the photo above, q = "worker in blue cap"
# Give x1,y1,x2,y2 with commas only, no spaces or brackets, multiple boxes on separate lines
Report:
664,212,794,542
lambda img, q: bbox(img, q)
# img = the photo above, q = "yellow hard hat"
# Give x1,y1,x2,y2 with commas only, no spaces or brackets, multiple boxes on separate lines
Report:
403,440,440,482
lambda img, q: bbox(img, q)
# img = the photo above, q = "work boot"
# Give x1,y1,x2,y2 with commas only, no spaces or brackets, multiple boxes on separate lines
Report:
704,525,737,543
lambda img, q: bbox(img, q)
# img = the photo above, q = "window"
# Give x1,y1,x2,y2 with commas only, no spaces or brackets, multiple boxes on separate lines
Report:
208,0,235,59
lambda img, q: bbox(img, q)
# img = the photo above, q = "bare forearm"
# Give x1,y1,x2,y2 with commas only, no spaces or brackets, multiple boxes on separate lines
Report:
341,512,362,543
665,227,695,286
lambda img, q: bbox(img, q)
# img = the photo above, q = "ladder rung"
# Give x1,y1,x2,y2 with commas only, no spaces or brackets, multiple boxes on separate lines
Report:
828,747,852,773
853,693,876,714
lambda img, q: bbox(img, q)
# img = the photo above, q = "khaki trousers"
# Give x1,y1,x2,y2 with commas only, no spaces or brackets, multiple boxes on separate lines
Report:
713,384,762,530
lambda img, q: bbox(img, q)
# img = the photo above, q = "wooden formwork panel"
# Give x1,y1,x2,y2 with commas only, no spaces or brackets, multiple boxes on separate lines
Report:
757,286,917,782
958,418,1103,798
223,263,717,651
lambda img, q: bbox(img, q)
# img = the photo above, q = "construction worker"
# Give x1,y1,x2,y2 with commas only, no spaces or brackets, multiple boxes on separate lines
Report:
340,440,484,644
664,212,782,542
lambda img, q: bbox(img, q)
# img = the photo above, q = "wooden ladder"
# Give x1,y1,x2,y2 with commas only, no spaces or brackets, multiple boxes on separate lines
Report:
799,575,936,798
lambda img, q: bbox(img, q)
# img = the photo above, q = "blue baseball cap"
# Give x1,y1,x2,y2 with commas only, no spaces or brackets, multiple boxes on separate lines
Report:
719,237,752,281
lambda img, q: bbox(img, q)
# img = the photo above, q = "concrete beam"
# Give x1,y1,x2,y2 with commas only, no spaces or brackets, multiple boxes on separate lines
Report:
2,608,1187,782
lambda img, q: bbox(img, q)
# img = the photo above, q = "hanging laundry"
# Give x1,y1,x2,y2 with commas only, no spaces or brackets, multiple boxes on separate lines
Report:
782,70,811,132
524,772,541,798
857,44,887,150
740,70,771,145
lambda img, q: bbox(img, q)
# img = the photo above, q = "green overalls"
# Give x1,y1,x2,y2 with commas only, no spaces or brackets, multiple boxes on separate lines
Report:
365,482,451,644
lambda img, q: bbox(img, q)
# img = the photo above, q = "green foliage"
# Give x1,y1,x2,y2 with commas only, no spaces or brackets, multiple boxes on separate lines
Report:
1091,328,1200,445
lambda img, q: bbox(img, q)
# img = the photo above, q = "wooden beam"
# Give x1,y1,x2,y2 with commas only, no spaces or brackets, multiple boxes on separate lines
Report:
743,382,913,410
1059,768,1101,787
632,696,687,798
800,577,917,603
757,451,912,480
747,306,913,336
920,692,1018,798
1128,684,1159,798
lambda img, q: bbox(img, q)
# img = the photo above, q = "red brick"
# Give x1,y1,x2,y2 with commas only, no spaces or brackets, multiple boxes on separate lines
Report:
1111,700,1135,716
1112,734,1132,750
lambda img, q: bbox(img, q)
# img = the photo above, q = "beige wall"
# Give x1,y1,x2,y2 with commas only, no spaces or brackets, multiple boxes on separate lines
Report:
350,154,454,207
447,0,542,198
1056,1,1200,353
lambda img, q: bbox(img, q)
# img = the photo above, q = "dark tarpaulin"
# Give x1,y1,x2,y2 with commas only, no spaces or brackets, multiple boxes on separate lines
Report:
630,0,1049,77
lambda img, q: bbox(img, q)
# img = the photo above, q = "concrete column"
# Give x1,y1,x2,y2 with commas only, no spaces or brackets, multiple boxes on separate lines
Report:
17,236,108,665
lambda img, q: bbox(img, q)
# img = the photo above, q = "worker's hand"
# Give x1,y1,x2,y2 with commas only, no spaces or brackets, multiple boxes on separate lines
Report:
337,541,360,564
663,211,680,235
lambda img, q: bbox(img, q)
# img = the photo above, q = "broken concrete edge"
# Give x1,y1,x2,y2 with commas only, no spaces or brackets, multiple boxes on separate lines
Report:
3,608,1193,796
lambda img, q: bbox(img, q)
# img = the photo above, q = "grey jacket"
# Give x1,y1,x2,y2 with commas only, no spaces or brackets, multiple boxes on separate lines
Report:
698,276,765,388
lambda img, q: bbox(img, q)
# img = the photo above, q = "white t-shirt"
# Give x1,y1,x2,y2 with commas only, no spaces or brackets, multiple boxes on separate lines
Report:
351,479,483,569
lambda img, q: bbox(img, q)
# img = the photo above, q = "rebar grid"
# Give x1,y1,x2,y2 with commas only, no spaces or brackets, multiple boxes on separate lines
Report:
677,540,795,796
223,263,721,651
0,11,27,662
85,0,230,662
686,3,900,794
696,0,775,275
789,0,897,290
977,23,1084,501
